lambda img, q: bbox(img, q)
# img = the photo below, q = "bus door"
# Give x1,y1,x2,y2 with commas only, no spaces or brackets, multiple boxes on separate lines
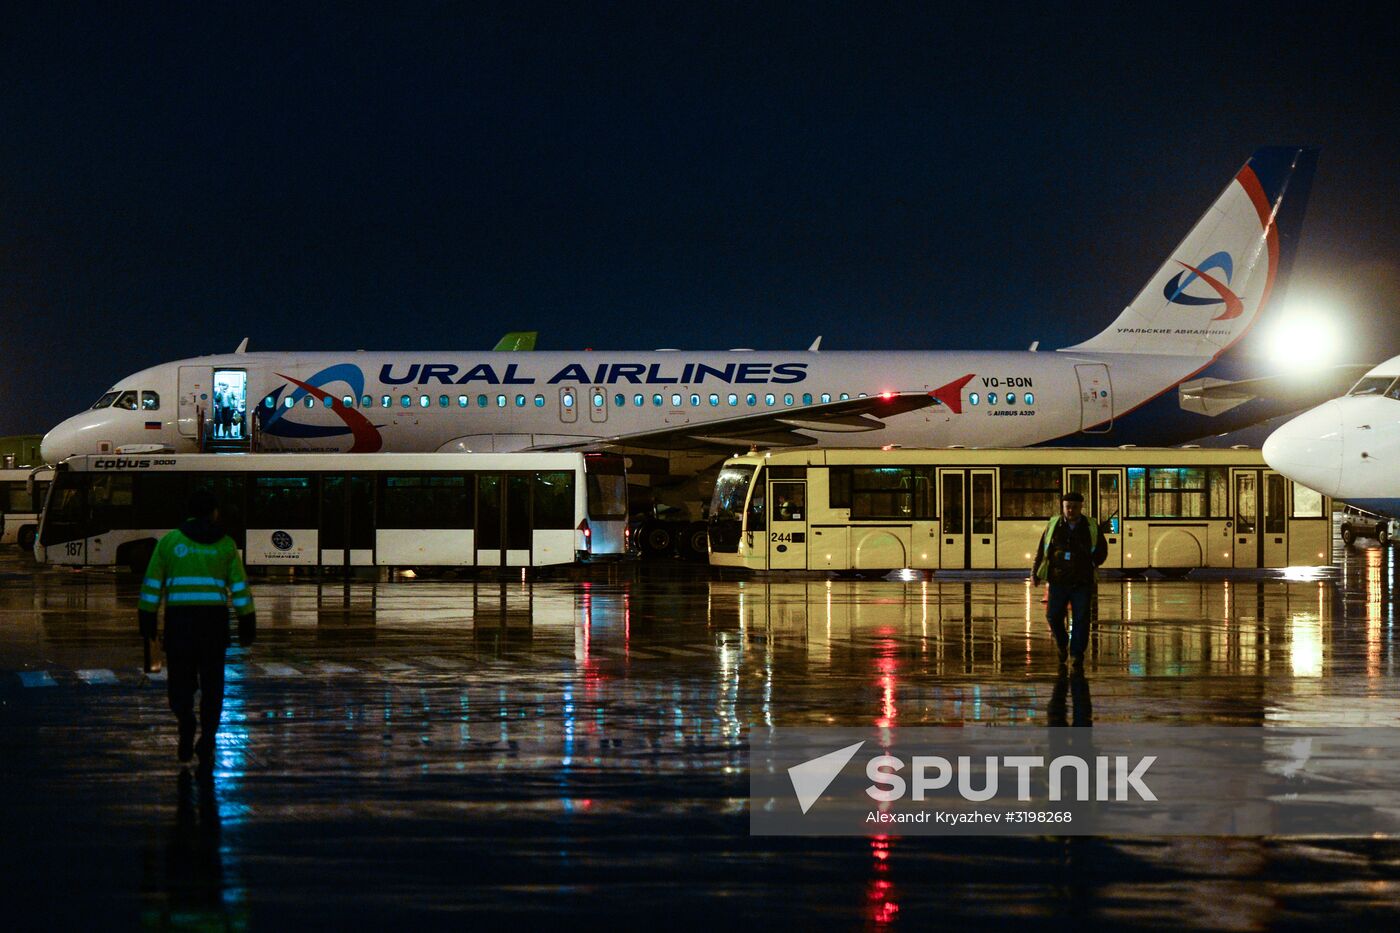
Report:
1232,469,1259,568
1067,468,1123,569
477,473,532,566
767,480,807,569
177,366,210,439
1075,364,1113,433
939,469,996,569
1262,471,1288,566
320,474,374,566
1233,470,1287,567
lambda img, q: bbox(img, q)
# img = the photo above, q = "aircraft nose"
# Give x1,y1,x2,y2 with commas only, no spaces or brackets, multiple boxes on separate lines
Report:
1262,400,1345,494
40,418,81,465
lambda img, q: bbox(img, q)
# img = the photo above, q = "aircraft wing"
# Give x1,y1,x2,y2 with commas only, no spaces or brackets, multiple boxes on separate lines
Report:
1178,364,1373,416
531,391,936,451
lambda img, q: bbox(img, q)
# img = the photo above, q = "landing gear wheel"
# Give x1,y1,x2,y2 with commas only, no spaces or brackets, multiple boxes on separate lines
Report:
685,522,710,561
640,521,673,558
1379,525,1391,547
1341,523,1356,547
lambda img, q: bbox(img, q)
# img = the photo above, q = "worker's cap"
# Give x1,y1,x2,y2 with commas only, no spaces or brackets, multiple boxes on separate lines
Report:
1060,491,1085,503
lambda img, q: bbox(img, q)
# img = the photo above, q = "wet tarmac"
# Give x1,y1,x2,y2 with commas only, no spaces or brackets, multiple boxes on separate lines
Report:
3,549,1400,929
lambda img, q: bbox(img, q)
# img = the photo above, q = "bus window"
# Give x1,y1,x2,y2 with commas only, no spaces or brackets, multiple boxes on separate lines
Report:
114,391,139,410
39,475,87,546
971,472,994,534
1264,474,1287,534
533,472,575,529
1127,468,1146,517
710,465,756,523
829,468,852,509
942,473,964,535
1098,472,1121,533
141,391,160,410
379,475,472,529
773,482,805,521
321,475,374,551
1235,473,1257,534
1148,467,1208,517
1208,468,1230,516
250,476,317,528
135,473,190,529
851,467,912,519
585,465,627,521
913,467,936,519
1293,482,1323,517
1000,467,1060,519
89,474,134,535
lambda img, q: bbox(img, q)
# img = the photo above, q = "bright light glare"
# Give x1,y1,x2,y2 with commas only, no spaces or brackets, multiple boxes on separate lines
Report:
1266,310,1340,369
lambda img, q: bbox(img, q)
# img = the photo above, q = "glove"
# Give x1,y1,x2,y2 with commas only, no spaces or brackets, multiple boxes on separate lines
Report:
139,610,157,642
238,613,257,647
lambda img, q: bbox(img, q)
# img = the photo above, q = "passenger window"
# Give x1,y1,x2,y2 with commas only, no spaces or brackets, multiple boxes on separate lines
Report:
263,396,276,410
419,395,431,408
478,394,489,408
783,393,794,406
746,393,756,406
114,390,139,410
439,395,450,408
343,395,355,408
497,395,507,408
614,393,625,407
802,393,812,405
634,394,644,407
381,395,392,408
322,396,333,408
1006,393,1017,406
285,397,296,408
821,393,831,404
91,391,119,410
458,395,469,407
592,392,605,408
709,394,719,406
141,391,160,411
765,394,775,405
361,395,373,408
535,395,546,408
401,395,412,408
969,393,980,406
988,393,998,405
840,393,850,400
305,397,316,409
1025,393,1035,405
653,394,663,407
690,394,701,407
516,394,526,407
671,393,682,407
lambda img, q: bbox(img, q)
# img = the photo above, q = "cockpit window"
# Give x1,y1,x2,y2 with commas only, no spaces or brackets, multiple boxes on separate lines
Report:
90,392,119,410
114,390,139,410
1347,376,1395,397
141,391,160,411
1388,383,1400,402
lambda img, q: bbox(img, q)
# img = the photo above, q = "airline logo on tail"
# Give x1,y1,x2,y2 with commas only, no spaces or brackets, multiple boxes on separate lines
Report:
1163,250,1244,321
261,363,384,452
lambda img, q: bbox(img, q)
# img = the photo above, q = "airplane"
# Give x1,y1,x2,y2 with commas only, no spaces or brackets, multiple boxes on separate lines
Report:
1262,354,1400,539
42,146,1331,466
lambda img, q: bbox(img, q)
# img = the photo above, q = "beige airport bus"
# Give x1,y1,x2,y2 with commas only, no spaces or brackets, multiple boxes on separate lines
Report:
707,448,1332,575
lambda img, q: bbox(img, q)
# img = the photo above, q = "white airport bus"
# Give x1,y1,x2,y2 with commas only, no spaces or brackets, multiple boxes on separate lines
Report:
1,467,53,551
37,452,627,573
708,448,1332,575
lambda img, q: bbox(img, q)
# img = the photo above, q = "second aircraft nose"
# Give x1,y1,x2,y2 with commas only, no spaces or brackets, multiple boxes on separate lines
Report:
1262,400,1345,495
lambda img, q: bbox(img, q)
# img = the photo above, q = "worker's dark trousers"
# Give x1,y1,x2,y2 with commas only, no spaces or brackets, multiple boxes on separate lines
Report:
164,608,230,757
1046,582,1093,659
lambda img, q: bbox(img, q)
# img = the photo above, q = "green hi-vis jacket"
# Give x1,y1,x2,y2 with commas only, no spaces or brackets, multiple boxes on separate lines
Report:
1032,513,1102,584
138,526,255,618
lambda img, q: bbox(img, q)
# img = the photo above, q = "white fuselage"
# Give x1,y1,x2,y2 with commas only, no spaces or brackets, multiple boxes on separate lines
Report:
41,348,1211,462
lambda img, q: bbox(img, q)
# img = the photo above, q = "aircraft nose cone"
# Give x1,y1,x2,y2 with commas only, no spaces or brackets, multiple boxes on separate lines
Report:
39,425,67,466
1263,401,1345,495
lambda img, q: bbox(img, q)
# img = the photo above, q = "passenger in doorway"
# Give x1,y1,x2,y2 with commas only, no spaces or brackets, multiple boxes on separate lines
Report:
1031,491,1107,671
138,490,257,777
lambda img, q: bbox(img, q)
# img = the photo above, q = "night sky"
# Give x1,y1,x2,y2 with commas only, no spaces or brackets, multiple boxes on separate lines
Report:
3,2,1399,436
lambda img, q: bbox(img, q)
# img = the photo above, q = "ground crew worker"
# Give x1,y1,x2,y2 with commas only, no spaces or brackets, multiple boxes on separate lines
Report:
1031,491,1107,670
138,489,256,776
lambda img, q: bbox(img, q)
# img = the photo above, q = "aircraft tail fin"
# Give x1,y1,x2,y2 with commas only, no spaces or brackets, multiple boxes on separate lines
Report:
492,331,538,351
1062,146,1317,358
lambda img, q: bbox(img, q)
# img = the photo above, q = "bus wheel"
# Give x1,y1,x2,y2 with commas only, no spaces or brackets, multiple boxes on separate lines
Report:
17,525,37,553
123,541,156,577
685,522,710,561
1379,525,1391,547
640,521,673,557
1341,523,1356,547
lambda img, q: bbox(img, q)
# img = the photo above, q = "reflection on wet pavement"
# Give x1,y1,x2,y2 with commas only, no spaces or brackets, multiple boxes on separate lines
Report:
3,549,1400,927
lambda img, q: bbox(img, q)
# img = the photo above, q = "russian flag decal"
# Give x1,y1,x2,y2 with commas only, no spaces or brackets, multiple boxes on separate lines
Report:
145,421,161,430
